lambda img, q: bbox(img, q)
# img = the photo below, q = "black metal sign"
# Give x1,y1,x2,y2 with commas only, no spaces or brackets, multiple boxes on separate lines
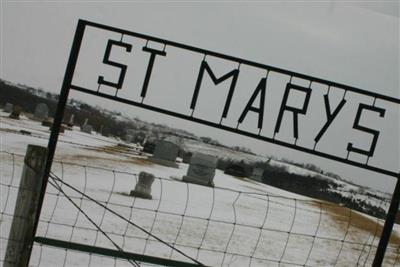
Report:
36,20,399,267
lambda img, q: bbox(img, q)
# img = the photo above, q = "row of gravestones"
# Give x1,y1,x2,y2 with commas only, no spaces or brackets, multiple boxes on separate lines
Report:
132,145,264,199
2,102,50,121
134,140,217,198
148,139,264,179
2,102,94,135
131,151,218,199
4,102,50,121
3,103,22,120
133,148,264,199
3,102,258,193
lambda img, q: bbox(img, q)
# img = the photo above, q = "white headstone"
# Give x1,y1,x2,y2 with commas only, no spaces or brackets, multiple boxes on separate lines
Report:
130,172,155,199
142,135,148,146
183,153,217,187
68,114,75,126
82,118,89,127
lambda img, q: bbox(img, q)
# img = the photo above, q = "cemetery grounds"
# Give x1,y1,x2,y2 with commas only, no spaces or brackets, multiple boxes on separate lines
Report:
1,111,400,266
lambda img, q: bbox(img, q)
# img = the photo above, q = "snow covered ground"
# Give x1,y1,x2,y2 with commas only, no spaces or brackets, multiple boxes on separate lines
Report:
1,112,399,266
184,138,392,214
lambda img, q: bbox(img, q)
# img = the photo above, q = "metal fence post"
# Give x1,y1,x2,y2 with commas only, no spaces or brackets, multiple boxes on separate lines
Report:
4,145,48,267
373,176,400,267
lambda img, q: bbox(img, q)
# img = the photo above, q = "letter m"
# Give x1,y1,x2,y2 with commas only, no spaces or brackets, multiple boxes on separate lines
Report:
190,60,239,119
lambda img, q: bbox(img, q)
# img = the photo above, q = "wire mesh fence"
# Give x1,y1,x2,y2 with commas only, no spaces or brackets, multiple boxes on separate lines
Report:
1,150,399,266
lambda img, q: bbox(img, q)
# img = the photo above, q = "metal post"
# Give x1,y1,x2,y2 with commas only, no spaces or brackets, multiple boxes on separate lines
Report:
28,19,86,264
373,176,400,267
4,145,48,267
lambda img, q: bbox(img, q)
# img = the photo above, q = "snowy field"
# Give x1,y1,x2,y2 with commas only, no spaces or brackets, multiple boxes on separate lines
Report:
184,139,392,213
1,112,399,266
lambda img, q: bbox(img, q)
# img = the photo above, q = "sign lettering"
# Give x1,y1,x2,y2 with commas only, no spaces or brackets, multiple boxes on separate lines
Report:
70,20,399,179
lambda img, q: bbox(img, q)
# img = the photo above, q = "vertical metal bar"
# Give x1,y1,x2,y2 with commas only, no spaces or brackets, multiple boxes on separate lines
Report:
28,19,86,264
373,176,400,267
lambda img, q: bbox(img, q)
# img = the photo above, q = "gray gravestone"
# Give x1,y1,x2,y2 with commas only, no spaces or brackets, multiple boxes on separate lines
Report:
125,135,134,143
9,106,21,120
81,124,93,134
130,172,155,199
149,140,180,168
4,103,13,113
251,168,264,182
34,103,49,121
183,152,217,187
182,151,193,164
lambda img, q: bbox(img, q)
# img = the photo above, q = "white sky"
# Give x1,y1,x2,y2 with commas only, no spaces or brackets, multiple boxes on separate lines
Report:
1,0,399,193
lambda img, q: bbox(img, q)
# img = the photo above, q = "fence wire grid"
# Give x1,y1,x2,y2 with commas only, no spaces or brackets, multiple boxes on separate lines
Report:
1,151,400,267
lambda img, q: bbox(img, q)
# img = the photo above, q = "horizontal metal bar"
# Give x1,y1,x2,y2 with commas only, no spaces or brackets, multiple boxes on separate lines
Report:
71,84,400,179
34,237,204,267
81,19,400,104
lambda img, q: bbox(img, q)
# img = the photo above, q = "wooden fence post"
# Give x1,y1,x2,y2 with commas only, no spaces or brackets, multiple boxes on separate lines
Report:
4,145,48,267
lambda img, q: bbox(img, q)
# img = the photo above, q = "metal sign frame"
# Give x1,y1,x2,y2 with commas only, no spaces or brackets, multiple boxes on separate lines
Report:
32,19,399,267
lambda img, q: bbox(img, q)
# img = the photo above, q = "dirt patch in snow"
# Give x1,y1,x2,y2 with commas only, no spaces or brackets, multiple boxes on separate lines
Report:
83,144,138,155
312,200,400,262
58,152,154,167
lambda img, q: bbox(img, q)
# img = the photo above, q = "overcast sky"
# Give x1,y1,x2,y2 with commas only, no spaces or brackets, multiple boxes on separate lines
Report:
1,1,399,193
